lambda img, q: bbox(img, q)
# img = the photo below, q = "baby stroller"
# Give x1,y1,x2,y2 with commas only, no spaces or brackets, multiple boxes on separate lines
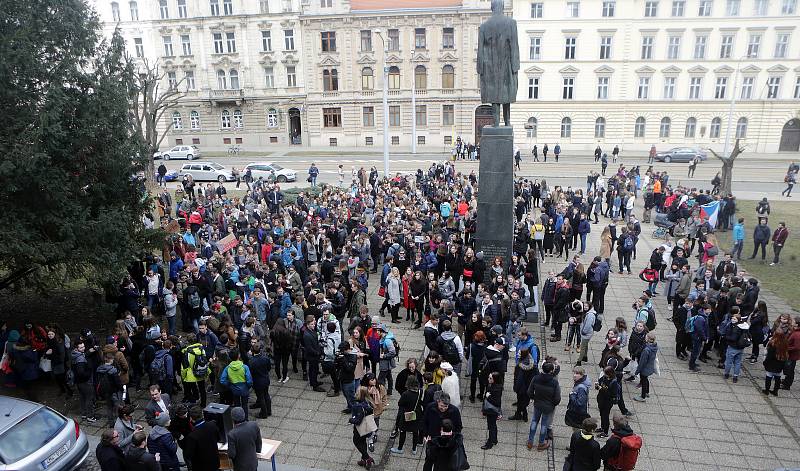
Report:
652,212,675,239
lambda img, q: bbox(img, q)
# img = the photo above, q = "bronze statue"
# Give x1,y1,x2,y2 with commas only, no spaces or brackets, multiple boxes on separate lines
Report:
477,0,519,127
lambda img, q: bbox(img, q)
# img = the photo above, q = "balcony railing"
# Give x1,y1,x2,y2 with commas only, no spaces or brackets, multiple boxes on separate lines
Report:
414,89,427,95
388,90,401,96
210,89,244,98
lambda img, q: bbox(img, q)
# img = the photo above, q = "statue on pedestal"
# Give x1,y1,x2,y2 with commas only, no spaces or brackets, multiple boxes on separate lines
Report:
477,0,519,127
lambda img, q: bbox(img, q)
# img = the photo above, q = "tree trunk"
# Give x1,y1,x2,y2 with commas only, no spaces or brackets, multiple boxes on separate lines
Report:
720,160,734,196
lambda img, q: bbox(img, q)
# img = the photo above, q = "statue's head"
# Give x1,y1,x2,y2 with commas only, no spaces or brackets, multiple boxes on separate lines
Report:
491,0,504,13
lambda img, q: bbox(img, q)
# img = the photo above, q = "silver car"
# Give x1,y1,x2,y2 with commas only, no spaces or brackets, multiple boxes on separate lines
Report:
179,161,236,182
243,162,297,183
0,397,89,471
654,147,708,163
154,145,201,161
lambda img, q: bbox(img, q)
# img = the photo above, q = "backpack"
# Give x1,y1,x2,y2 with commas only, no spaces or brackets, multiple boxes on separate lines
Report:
391,337,401,356
188,346,209,378
440,337,461,364
623,236,634,252
645,306,657,331
593,314,604,332
685,315,697,333
606,433,643,471
149,353,167,382
736,328,753,349
188,291,201,309
95,371,113,398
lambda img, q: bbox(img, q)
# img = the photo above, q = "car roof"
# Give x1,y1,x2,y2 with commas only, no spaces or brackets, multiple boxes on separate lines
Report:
246,162,275,166
183,161,220,166
0,397,42,434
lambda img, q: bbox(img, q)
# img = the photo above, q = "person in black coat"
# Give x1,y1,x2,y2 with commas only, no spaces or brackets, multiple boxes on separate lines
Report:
227,407,262,471
422,419,461,471
481,371,503,450
96,429,126,471
248,345,273,418
423,392,462,439
302,316,325,391
565,417,602,471
182,407,221,471
124,432,160,471
509,348,537,422
390,376,424,456
550,277,571,342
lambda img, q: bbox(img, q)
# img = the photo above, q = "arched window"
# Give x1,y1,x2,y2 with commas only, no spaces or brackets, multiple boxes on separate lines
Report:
526,117,537,138
736,117,748,138
709,117,721,138
190,110,200,129
216,69,227,89
561,117,572,138
323,69,338,91
388,66,400,89
172,111,182,129
414,65,427,90
685,117,697,138
659,117,671,138
111,2,120,21
267,108,278,128
595,117,606,138
361,67,374,90
442,65,455,89
221,109,231,128
233,109,243,128
229,69,239,89
634,116,646,138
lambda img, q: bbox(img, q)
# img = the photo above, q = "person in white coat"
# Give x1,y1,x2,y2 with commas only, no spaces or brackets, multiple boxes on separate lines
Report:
440,362,461,409
387,267,403,323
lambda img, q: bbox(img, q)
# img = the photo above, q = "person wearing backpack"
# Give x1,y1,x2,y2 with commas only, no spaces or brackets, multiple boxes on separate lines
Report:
720,309,750,383
150,342,174,396
96,353,124,427
435,320,464,376
616,227,634,275
181,334,210,407
220,348,253,418
601,413,642,471
632,333,658,403
377,325,398,394
594,366,620,438
688,304,710,372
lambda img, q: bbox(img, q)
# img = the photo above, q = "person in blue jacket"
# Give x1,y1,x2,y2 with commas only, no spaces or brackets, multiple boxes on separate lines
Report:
633,333,658,402
220,349,253,420
732,218,745,260
577,214,592,254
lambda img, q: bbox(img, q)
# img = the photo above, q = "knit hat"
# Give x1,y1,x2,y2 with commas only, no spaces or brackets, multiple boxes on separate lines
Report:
156,411,171,427
231,407,246,424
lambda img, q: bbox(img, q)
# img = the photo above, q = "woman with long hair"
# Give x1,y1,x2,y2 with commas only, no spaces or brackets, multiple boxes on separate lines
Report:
748,300,769,363
401,268,415,323
390,375,423,456
409,271,428,328
269,318,293,383
351,386,375,469
361,373,388,453
481,371,503,450
763,329,789,396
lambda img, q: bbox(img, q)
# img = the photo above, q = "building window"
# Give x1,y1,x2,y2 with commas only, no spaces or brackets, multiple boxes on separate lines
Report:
162,36,173,57
363,106,375,127
529,37,542,60
709,117,721,138
767,76,781,98
595,117,606,138
134,37,144,57
794,76,800,99
177,0,187,17
360,30,372,52
531,2,543,17
740,76,754,98
667,35,681,59
417,136,426,145
782,0,797,13
260,0,269,13
415,28,427,49
415,105,427,126
111,2,120,21
322,69,339,91
389,105,400,126
213,33,223,53
365,137,374,146
321,0,332,6
714,76,728,99
323,108,342,127
221,109,231,128
414,65,427,90
565,36,576,59
685,117,697,138
444,136,452,145
567,1,580,17
388,29,400,51
264,67,274,88
261,31,272,52
526,117,538,137
184,70,195,90
233,109,243,128
442,28,455,49
562,77,574,99
442,105,454,125
747,34,761,58
226,32,236,53
600,36,612,60
663,76,676,98
689,77,702,99
223,0,232,14
267,108,278,128
284,29,295,50
190,110,200,129
736,117,748,138
597,76,609,99
698,0,713,15
560,117,572,138
528,77,540,99
694,35,707,59
210,0,219,15
671,0,685,15
159,0,169,18
637,76,650,99
129,1,138,20
167,71,177,89
361,67,374,90
754,0,768,14
329,138,338,147
181,35,192,55
172,111,182,129
321,31,336,52
602,0,615,16
641,36,654,59
644,1,658,16
774,33,790,58
287,66,297,87
391,136,399,145
442,65,455,89
726,0,740,14
659,117,671,138
634,116,646,137
719,35,733,58
229,69,239,89
388,66,400,89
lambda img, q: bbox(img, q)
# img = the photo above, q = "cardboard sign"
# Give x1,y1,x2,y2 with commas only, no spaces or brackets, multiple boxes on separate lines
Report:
164,220,181,234
216,234,239,253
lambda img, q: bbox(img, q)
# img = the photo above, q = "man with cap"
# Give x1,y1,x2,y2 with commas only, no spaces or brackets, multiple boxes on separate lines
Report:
147,412,180,471
227,407,262,471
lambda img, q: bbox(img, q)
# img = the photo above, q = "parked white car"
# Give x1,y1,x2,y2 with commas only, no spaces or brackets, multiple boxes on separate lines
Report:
154,145,201,160
179,161,236,182
243,162,298,182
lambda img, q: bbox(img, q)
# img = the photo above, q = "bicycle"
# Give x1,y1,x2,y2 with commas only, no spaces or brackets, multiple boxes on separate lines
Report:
228,145,241,155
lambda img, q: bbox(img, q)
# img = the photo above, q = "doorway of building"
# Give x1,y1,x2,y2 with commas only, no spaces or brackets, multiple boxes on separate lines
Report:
474,105,494,144
779,119,800,152
289,108,302,145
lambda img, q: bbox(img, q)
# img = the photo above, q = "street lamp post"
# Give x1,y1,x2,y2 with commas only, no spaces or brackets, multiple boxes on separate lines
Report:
374,30,390,177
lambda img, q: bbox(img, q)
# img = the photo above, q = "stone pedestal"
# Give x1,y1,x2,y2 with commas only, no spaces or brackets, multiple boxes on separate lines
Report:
475,126,514,275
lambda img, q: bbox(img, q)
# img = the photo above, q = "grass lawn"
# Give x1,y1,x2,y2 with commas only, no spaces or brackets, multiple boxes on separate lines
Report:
715,199,800,310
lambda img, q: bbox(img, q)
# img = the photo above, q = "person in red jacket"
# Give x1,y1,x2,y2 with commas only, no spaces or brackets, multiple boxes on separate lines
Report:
770,222,789,266
22,321,48,355
783,318,800,391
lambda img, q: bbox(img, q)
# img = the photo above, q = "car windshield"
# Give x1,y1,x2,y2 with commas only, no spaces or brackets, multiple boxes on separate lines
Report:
0,407,67,463
210,163,224,170
270,164,284,171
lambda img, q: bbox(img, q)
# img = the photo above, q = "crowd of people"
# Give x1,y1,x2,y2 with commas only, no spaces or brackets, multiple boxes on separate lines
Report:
0,149,795,471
